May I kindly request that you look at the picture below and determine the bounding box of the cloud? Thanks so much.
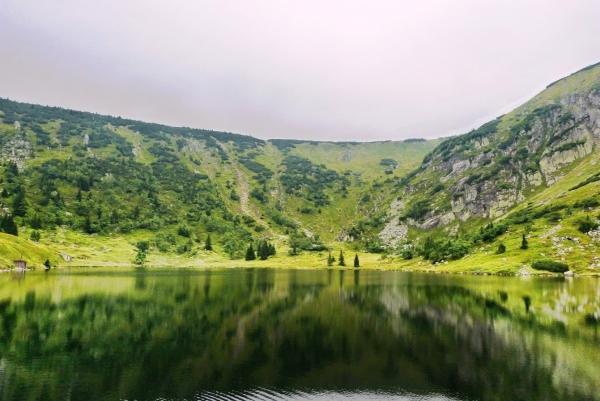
[1,0,599,141]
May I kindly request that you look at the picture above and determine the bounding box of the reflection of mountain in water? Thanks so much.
[0,269,598,401]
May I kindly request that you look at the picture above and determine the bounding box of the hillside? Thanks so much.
[0,98,437,268]
[1,62,599,275]
[391,62,600,274]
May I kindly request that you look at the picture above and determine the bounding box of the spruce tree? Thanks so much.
[83,215,92,234]
[245,244,256,261]
[496,243,506,254]
[520,233,528,250]
[327,251,334,266]
[44,259,51,269]
[30,230,41,242]
[259,240,269,260]
[12,187,27,217]
[29,213,42,229]
[354,254,360,268]
[1,215,18,236]
[338,250,345,267]
[204,234,213,251]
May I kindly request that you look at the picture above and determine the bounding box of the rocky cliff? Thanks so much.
[396,63,600,231]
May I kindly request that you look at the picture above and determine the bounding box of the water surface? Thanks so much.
[0,268,599,401]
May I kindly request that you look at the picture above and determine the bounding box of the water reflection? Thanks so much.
[0,269,598,401]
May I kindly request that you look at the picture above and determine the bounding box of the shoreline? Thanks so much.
[7,262,600,277]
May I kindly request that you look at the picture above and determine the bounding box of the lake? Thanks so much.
[0,268,599,401]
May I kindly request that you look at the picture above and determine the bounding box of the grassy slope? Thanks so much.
[1,64,599,274]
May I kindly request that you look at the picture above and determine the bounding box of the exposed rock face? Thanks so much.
[1,135,32,170]
[539,133,593,180]
[399,88,600,230]
[378,199,408,248]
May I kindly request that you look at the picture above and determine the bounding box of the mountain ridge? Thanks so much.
[0,62,599,274]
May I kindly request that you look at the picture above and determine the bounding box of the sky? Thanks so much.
[1,1,599,142]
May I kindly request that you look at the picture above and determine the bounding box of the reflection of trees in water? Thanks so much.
[0,270,597,401]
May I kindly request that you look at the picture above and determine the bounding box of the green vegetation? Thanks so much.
[531,260,569,273]
[1,61,600,274]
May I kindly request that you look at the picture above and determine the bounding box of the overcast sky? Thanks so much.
[1,1,599,141]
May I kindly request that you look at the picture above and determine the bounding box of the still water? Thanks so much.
[0,268,599,401]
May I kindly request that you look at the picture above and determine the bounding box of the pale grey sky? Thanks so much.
[1,0,599,141]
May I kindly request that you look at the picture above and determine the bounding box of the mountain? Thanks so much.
[0,62,599,274]
[0,97,438,267]
[391,62,600,273]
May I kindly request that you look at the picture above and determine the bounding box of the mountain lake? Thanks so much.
[0,268,598,401]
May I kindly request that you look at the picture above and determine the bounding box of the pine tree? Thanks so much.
[327,251,334,266]
[354,254,360,268]
[1,215,18,236]
[496,243,506,254]
[204,234,213,251]
[44,259,51,269]
[256,240,263,259]
[259,240,269,260]
[12,187,27,217]
[29,213,42,229]
[83,215,93,234]
[520,233,528,250]
[338,250,345,267]
[29,230,41,242]
[245,244,256,261]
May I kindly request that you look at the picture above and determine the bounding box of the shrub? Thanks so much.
[576,216,599,233]
[531,260,569,273]
[135,241,150,252]
[496,243,506,254]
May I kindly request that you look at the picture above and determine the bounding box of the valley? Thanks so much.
[1,62,600,276]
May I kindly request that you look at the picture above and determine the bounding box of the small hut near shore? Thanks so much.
[13,260,26,270]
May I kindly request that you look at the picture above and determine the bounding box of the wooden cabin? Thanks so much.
[13,260,26,270]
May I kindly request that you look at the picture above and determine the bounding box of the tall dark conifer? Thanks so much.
[338,250,345,267]
[245,244,256,261]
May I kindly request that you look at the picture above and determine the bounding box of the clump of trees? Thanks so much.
[531,260,569,273]
[417,236,470,264]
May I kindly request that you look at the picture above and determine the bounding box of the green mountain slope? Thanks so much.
[1,62,599,274]
[0,98,438,267]
[392,62,600,274]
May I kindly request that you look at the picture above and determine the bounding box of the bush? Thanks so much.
[136,241,150,252]
[576,216,599,233]
[177,224,192,237]
[531,260,569,273]
[404,200,431,221]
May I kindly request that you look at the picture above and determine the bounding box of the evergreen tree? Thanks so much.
[354,254,360,268]
[29,213,42,229]
[327,251,334,266]
[245,244,256,261]
[496,243,506,254]
[256,240,263,259]
[44,259,51,269]
[83,215,93,234]
[204,234,213,251]
[12,187,27,217]
[259,240,269,260]
[75,189,82,202]
[1,215,18,236]
[520,233,528,250]
[29,230,41,242]
[268,243,276,256]
[338,250,345,267]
